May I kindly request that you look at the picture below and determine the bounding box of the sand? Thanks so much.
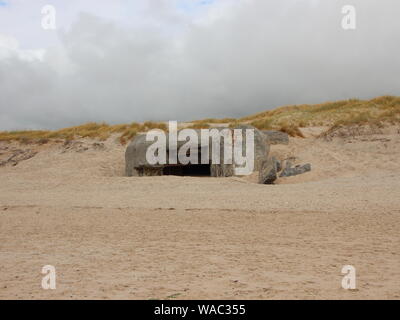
[0,126,399,299]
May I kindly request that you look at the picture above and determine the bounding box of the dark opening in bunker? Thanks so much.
[162,146,211,176]
[162,164,211,176]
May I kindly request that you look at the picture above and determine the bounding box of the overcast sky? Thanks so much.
[0,0,399,130]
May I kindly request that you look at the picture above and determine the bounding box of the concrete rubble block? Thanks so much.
[262,130,289,145]
[279,162,311,178]
[258,157,279,184]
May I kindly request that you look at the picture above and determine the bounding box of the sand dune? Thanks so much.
[0,126,399,299]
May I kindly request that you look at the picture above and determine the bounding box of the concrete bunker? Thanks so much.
[125,125,269,178]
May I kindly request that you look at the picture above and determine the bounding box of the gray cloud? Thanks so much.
[0,0,399,130]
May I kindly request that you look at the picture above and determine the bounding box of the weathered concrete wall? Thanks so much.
[125,125,269,177]
[262,130,289,145]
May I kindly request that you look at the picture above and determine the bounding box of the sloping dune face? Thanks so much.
[0,127,399,299]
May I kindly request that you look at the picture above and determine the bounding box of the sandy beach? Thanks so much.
[0,126,399,299]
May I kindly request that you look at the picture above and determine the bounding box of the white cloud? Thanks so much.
[0,0,399,130]
[0,33,45,61]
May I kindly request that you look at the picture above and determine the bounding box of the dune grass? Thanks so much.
[242,95,400,128]
[239,95,400,136]
[0,121,168,145]
[187,123,211,129]
[192,118,236,125]
[188,96,400,137]
[0,96,399,143]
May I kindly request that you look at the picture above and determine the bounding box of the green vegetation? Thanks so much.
[1,96,399,143]
[0,121,167,145]
[241,95,400,137]
[242,95,400,129]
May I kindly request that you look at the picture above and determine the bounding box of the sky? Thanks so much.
[0,0,399,130]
